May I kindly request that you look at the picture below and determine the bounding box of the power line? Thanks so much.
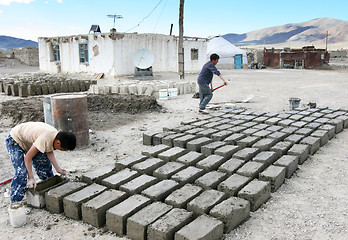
[153,0,169,33]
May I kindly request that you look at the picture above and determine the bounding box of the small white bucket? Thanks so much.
[8,202,26,227]
[289,97,301,110]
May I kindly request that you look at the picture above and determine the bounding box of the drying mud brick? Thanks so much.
[186,137,213,152]
[142,131,159,146]
[318,124,336,139]
[165,184,203,208]
[270,141,293,158]
[187,189,226,215]
[211,130,233,141]
[273,155,299,178]
[213,145,240,159]
[81,165,116,184]
[337,115,348,128]
[209,197,250,233]
[238,179,271,212]
[81,189,127,227]
[153,162,186,179]
[141,144,170,157]
[45,181,87,214]
[218,174,251,197]
[132,158,165,175]
[115,154,148,170]
[147,208,194,240]
[106,194,151,235]
[233,148,260,162]
[223,133,246,145]
[259,165,286,192]
[218,158,245,174]
[194,171,227,189]
[236,161,266,178]
[101,168,140,189]
[201,141,227,156]
[295,127,314,137]
[174,215,224,240]
[251,138,277,151]
[173,134,197,148]
[284,134,304,144]
[176,151,205,166]
[119,174,158,194]
[252,151,278,167]
[153,131,176,146]
[311,130,329,146]
[196,128,219,138]
[171,166,205,185]
[268,131,289,142]
[161,133,185,147]
[126,202,173,240]
[196,154,226,171]
[300,136,321,155]
[287,144,310,165]
[157,146,187,161]
[141,179,179,201]
[63,183,107,220]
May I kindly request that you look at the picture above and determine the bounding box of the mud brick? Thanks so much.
[231,119,246,125]
[251,138,277,151]
[270,141,293,158]
[152,131,175,145]
[318,124,336,139]
[278,119,295,127]
[147,208,193,240]
[127,202,173,240]
[101,168,140,189]
[336,115,348,128]
[27,84,36,96]
[63,183,107,220]
[301,116,316,123]
[311,130,329,146]
[300,136,321,155]
[119,174,158,194]
[81,189,127,227]
[175,215,224,240]
[334,111,346,116]
[214,145,240,159]
[142,144,171,157]
[295,127,314,137]
[230,125,247,133]
[314,117,330,124]
[165,184,203,208]
[238,179,271,212]
[241,121,258,128]
[287,144,310,164]
[266,125,283,132]
[194,171,228,189]
[305,122,321,130]
[196,128,219,137]
[211,130,233,141]
[291,121,307,128]
[175,125,196,133]
[196,155,226,171]
[214,124,234,131]
[328,118,344,133]
[173,134,197,148]
[281,126,298,135]
[259,165,286,192]
[267,131,288,142]
[307,108,320,113]
[176,151,205,166]
[18,85,28,97]
[218,158,245,174]
[253,130,273,138]
[233,148,260,162]
[289,114,303,121]
[252,151,278,167]
[221,113,235,119]
[153,162,186,179]
[81,165,116,184]
[171,166,205,185]
[186,127,205,135]
[236,161,266,178]
[241,128,259,136]
[205,121,224,129]
[132,158,165,175]
[201,141,227,156]
[157,147,187,161]
[116,154,148,170]
[223,133,246,145]
[45,181,87,214]
[41,83,49,95]
[161,133,185,147]
[253,116,269,123]
[191,119,210,127]
[142,179,179,201]
[274,155,299,178]
[163,124,181,132]
[298,110,312,116]
[284,134,304,144]
[264,112,278,118]
[106,195,151,235]
[218,174,252,196]
[237,136,260,148]
[209,197,250,233]
[186,137,213,152]
[187,189,226,215]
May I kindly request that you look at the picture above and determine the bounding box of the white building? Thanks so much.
[38,30,208,77]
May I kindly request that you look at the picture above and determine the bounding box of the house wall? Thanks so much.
[39,33,207,77]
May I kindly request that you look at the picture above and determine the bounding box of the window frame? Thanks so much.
[191,48,199,60]
[79,43,89,64]
[52,44,60,62]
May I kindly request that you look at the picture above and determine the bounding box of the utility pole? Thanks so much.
[178,0,185,79]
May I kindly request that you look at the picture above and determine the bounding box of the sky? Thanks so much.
[0,0,347,41]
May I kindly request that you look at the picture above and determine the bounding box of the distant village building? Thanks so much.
[38,30,208,77]
[264,46,330,69]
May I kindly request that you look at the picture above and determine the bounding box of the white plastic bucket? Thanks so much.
[8,203,26,227]
[289,97,301,110]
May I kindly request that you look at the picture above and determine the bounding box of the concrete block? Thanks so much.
[174,215,224,240]
[186,137,213,152]
[196,128,219,138]
[187,189,226,215]
[157,147,187,161]
[143,131,160,146]
[280,126,298,135]
[173,134,197,148]
[63,183,107,220]
[284,134,304,144]
[127,202,173,240]
[142,144,171,157]
[295,127,314,137]
[106,195,151,235]
[273,155,299,178]
[81,165,116,184]
[223,133,246,145]
[119,174,158,194]
[300,136,321,155]
[147,208,193,240]
[176,151,205,166]
[328,118,344,133]
[230,126,247,133]
[214,145,240,159]
[318,124,336,139]
[270,141,293,158]
[236,161,266,178]
[252,151,278,167]
[287,144,310,165]
[152,132,176,145]
[233,148,260,162]
[291,121,307,128]
[45,181,87,214]
[142,179,180,201]
[132,158,165,175]
[101,168,140,189]
[218,174,251,197]
[153,162,186,179]
[237,136,260,148]
[259,165,286,192]
[81,189,127,227]
[209,197,250,233]
[116,154,148,170]
[267,131,289,142]
[218,158,245,174]
[210,130,233,141]
[237,179,271,212]
[311,130,329,146]
[165,184,203,208]
[194,171,228,189]
[185,127,205,135]
[171,166,205,185]
[18,85,28,97]
[251,138,277,151]
[305,122,321,130]
[278,119,295,127]
[336,115,348,128]
[196,154,226,171]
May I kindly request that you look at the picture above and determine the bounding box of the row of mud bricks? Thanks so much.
[0,79,94,97]
[40,106,348,240]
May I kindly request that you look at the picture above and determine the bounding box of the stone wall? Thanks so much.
[13,46,39,66]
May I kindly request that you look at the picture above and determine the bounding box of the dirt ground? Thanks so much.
[0,59,348,240]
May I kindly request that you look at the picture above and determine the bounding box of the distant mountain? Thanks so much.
[0,35,38,50]
[222,18,348,48]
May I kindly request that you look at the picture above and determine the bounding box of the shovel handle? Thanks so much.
[0,178,12,186]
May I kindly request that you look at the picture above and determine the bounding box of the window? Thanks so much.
[79,43,89,64]
[52,44,60,62]
[191,48,198,60]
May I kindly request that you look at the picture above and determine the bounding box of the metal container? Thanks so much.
[51,94,89,148]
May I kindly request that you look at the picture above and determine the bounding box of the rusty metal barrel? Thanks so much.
[50,94,89,148]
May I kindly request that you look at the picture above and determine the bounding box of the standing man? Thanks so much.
[5,122,76,205]
[197,53,227,114]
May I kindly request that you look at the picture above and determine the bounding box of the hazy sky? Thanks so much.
[0,0,347,41]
